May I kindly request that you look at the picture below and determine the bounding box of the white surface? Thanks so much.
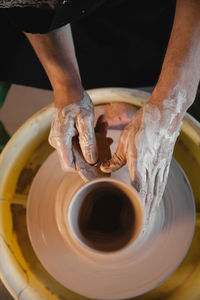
[0,84,53,135]
[27,129,195,300]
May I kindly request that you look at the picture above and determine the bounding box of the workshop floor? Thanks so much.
[0,84,199,299]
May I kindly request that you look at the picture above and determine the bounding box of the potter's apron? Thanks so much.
[0,0,176,90]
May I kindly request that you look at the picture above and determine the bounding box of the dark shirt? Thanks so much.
[1,0,105,33]
[0,0,176,90]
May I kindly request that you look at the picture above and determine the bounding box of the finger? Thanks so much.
[96,121,108,136]
[145,169,155,208]
[95,114,108,136]
[141,167,157,224]
[127,150,137,186]
[100,141,126,173]
[153,162,170,211]
[130,166,148,223]
[151,161,170,212]
[132,176,147,207]
[50,137,75,171]
[107,137,113,146]
[49,113,77,172]
[147,165,167,221]
[76,113,98,164]
[162,161,171,185]
[100,127,130,173]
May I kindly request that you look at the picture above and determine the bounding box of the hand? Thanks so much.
[101,97,184,225]
[49,91,98,172]
[73,114,113,181]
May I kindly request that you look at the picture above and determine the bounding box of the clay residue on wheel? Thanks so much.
[10,203,79,299]
[15,140,53,195]
[16,166,40,195]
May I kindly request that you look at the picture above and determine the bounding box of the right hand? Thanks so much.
[49,91,98,172]
[101,97,184,225]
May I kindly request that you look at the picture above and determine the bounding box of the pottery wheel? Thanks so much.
[26,102,195,299]
[27,125,195,299]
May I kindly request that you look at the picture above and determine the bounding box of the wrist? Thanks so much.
[53,81,84,108]
[149,80,197,111]
[147,84,193,131]
[150,63,199,108]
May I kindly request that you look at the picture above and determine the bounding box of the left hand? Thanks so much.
[49,91,98,172]
[101,96,184,226]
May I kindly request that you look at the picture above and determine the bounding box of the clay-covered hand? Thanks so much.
[49,91,98,172]
[101,91,187,225]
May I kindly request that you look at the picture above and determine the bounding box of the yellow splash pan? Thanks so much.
[0,88,199,300]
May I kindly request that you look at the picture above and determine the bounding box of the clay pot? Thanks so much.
[67,178,143,253]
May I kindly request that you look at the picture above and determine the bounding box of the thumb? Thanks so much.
[76,114,98,165]
[100,145,126,173]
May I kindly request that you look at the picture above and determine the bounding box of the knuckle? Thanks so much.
[113,152,125,164]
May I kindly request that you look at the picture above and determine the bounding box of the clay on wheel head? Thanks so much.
[73,133,112,182]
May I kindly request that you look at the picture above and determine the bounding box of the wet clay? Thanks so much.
[94,102,137,129]
[73,133,112,182]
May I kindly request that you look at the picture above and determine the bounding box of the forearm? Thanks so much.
[151,0,200,109]
[24,24,84,107]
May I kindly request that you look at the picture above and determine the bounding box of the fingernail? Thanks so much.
[100,164,111,173]
[61,161,75,172]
